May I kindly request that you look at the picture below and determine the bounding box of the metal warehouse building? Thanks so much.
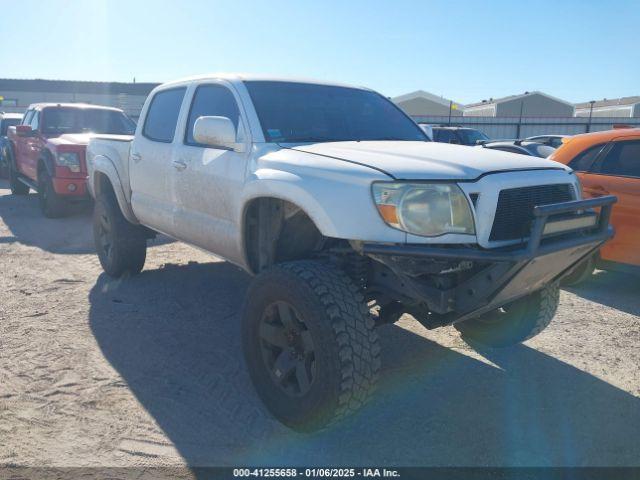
[464,91,575,117]
[575,97,640,118]
[392,90,463,117]
[0,78,159,119]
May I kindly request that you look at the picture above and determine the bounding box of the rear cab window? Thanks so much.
[143,88,187,143]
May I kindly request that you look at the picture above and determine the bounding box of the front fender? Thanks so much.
[242,168,405,243]
[92,155,139,225]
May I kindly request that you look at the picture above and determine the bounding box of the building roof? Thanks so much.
[391,90,462,108]
[575,96,640,109]
[466,91,574,108]
[0,78,159,96]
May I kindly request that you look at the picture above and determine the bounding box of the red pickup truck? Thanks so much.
[6,103,135,217]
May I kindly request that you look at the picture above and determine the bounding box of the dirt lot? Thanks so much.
[0,179,639,468]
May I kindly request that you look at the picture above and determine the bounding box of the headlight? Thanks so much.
[372,182,475,237]
[56,152,80,173]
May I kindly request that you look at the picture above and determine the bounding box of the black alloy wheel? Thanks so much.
[259,300,316,397]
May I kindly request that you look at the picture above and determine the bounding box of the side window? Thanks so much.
[568,143,606,172]
[434,129,454,143]
[184,84,240,146]
[30,111,40,131]
[22,110,34,126]
[595,140,640,178]
[142,87,186,143]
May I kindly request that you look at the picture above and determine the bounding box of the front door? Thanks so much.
[129,86,187,237]
[25,110,44,180]
[12,110,32,175]
[582,137,640,267]
[171,82,249,261]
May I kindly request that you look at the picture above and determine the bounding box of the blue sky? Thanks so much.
[2,0,638,104]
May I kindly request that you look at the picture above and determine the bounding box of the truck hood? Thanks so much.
[47,133,95,147]
[290,141,570,180]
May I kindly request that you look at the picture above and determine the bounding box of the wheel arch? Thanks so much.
[92,156,139,225]
[37,149,56,178]
[241,196,326,274]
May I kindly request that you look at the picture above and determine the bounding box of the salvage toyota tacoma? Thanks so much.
[86,74,615,431]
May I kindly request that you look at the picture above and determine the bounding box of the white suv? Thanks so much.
[86,74,615,431]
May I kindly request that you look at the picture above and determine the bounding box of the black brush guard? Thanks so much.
[362,195,616,325]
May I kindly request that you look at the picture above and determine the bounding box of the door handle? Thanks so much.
[131,152,142,162]
[172,159,188,171]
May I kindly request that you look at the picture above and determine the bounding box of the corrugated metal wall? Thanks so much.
[412,116,640,139]
[0,91,148,119]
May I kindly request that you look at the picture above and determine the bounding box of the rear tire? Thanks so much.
[0,147,9,179]
[455,284,560,348]
[38,169,68,218]
[93,190,147,277]
[242,260,380,431]
[7,151,29,195]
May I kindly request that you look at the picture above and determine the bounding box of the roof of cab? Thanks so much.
[550,128,640,164]
[27,102,124,112]
[154,73,371,91]
[568,127,640,142]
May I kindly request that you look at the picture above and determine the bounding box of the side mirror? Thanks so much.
[16,125,34,137]
[193,116,238,150]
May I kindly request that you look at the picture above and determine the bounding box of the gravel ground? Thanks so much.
[0,180,639,469]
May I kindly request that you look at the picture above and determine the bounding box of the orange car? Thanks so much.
[550,128,640,282]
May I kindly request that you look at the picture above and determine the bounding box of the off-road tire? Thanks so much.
[455,283,560,348]
[93,190,147,277]
[242,260,380,431]
[0,148,9,179]
[38,169,68,218]
[7,151,29,195]
[561,254,596,286]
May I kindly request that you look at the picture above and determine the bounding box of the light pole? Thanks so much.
[586,100,596,133]
[516,100,524,138]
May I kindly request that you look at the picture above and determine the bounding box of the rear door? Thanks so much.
[129,87,187,237]
[171,81,249,260]
[583,137,640,267]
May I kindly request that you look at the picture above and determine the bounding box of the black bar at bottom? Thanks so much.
[1,466,639,480]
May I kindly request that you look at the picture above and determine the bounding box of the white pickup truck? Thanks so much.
[86,74,615,431]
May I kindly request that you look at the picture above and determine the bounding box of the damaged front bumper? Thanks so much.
[362,195,616,326]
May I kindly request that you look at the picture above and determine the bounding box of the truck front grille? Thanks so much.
[489,184,574,242]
